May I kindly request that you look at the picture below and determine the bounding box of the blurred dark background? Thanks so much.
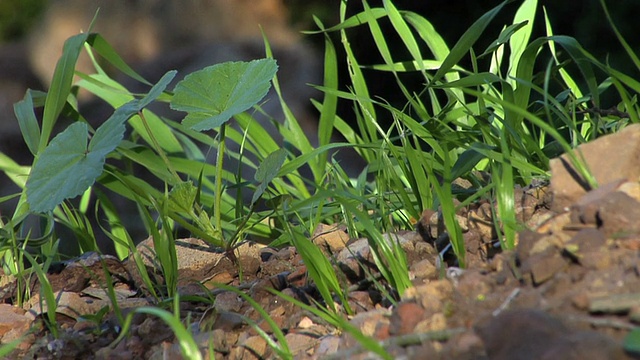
[291,0,640,125]
[2,0,638,125]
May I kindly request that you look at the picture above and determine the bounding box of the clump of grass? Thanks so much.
[1,0,638,357]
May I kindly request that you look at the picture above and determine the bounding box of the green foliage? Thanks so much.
[26,71,174,213]
[1,0,639,356]
[171,59,278,131]
[624,328,640,356]
[0,0,45,41]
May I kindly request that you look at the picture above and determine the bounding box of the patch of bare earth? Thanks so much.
[3,125,640,359]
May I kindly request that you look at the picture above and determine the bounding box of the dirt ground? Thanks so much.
[3,126,640,359]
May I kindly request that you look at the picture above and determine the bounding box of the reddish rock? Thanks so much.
[389,302,424,335]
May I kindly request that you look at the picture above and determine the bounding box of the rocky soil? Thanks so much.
[3,125,640,359]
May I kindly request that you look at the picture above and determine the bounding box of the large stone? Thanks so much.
[476,309,627,360]
[550,124,640,212]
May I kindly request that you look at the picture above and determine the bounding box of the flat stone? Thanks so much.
[567,228,607,251]
[238,335,268,360]
[346,308,390,345]
[315,335,340,357]
[25,291,108,320]
[130,237,265,287]
[214,291,243,312]
[550,123,640,212]
[0,304,32,342]
[284,332,318,356]
[403,280,454,315]
[312,223,349,253]
[596,191,640,237]
[410,258,437,280]
[523,250,568,286]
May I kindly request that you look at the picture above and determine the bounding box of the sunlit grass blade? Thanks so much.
[94,189,133,260]
[431,0,511,85]
[39,32,90,153]
[303,8,387,34]
[472,88,597,188]
[508,0,537,81]
[598,0,640,72]
[284,222,351,314]
[338,10,377,142]
[86,33,151,85]
[23,249,59,338]
[426,149,466,267]
[383,0,426,76]
[261,33,318,174]
[493,143,517,250]
[334,194,412,295]
[314,16,339,164]
[271,288,393,360]
[361,1,428,119]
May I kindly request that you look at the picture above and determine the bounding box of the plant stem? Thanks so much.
[138,111,182,183]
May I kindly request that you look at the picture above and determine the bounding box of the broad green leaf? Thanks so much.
[252,148,287,206]
[90,101,140,153]
[78,70,183,153]
[27,101,140,213]
[170,59,278,131]
[140,70,176,108]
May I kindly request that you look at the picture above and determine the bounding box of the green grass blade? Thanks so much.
[383,0,425,77]
[40,32,89,153]
[272,289,393,360]
[599,0,640,72]
[23,251,59,338]
[314,17,339,157]
[508,0,537,81]
[86,33,151,85]
[114,306,203,360]
[304,8,387,34]
[13,90,41,156]
[286,224,350,313]
[431,0,510,85]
